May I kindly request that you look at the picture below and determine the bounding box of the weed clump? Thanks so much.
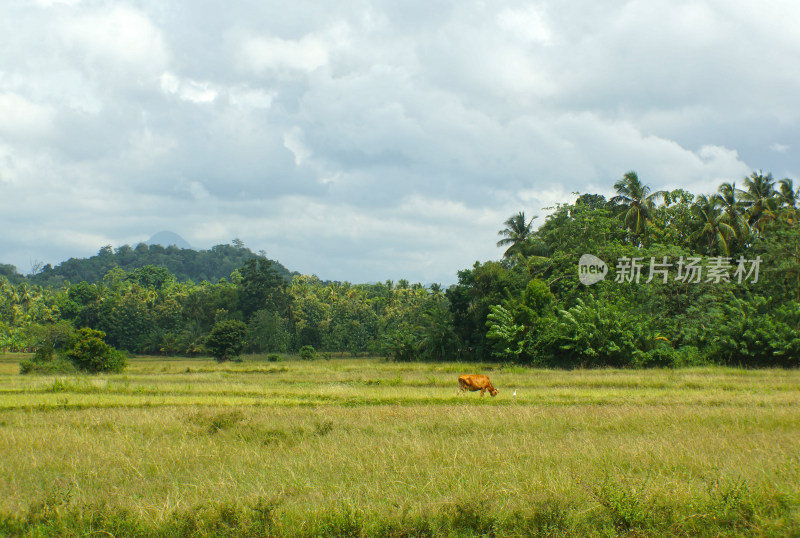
[207,410,246,433]
[314,420,334,437]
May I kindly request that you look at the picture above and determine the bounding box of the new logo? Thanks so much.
[578,254,608,285]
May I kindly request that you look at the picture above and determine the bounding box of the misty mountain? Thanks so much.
[145,231,193,250]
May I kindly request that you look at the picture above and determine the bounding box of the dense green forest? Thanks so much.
[2,170,798,367]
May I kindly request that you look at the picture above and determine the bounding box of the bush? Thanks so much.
[19,322,79,375]
[673,346,706,367]
[19,357,77,375]
[631,345,679,368]
[299,345,316,360]
[66,328,127,373]
[707,298,800,367]
[267,354,282,362]
[206,320,247,362]
[537,296,646,368]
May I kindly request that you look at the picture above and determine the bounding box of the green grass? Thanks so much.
[1,353,799,536]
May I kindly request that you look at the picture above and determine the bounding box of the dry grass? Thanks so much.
[1,353,799,536]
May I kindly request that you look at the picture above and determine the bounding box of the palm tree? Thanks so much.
[497,211,536,258]
[690,194,736,256]
[775,178,800,227]
[15,283,31,311]
[610,171,665,243]
[428,283,445,301]
[777,178,799,208]
[715,182,750,250]
[0,279,14,302]
[740,170,778,231]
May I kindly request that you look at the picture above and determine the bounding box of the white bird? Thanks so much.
[512,389,517,397]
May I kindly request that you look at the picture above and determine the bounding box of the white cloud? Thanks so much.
[228,88,274,110]
[159,72,181,94]
[0,93,55,140]
[34,0,83,6]
[160,72,216,103]
[771,143,789,153]
[0,144,58,186]
[496,5,552,45]
[175,179,211,201]
[59,5,169,74]
[161,72,277,110]
[283,128,311,166]
[239,34,331,74]
[125,128,176,166]
[178,81,217,104]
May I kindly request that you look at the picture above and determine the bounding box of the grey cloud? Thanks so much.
[1,0,798,283]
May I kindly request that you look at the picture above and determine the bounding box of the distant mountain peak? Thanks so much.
[145,231,193,250]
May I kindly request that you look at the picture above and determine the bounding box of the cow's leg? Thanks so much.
[480,387,485,397]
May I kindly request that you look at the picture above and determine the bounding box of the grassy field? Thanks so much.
[0,353,799,536]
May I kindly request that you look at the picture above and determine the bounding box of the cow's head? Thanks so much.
[489,387,499,397]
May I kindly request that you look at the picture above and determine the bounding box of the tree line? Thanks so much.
[1,170,798,368]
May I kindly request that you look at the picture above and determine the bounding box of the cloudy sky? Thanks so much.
[1,0,798,284]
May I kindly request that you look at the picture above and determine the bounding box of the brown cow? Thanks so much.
[457,374,498,397]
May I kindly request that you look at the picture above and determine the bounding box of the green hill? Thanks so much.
[27,241,297,286]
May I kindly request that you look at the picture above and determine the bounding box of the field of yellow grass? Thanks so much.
[1,353,798,536]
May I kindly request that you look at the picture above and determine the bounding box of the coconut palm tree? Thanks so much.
[428,283,445,301]
[715,182,750,251]
[777,178,799,208]
[497,211,536,258]
[690,194,736,256]
[740,170,779,231]
[610,171,665,243]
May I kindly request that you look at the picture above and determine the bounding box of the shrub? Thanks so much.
[673,345,706,367]
[206,320,247,362]
[707,298,800,367]
[19,322,79,375]
[267,354,282,362]
[539,295,661,368]
[19,357,77,375]
[299,345,316,360]
[66,328,127,373]
[631,345,679,368]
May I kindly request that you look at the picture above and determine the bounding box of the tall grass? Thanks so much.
[0,354,799,536]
